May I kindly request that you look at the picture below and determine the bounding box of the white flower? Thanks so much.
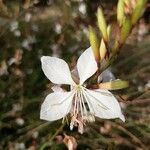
[40,47,125,133]
[79,3,86,15]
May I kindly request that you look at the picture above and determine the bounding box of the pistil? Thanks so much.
[70,86,95,132]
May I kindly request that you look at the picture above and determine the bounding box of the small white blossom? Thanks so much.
[55,23,62,34]
[10,21,18,32]
[79,3,86,15]
[0,61,8,76]
[15,118,25,126]
[15,142,25,150]
[40,47,125,133]
[14,30,21,37]
[32,24,39,32]
[25,13,32,22]
[22,36,36,50]
[32,131,39,139]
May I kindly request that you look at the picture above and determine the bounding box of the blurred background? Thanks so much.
[0,0,149,149]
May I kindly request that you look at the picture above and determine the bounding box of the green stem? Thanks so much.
[39,123,65,150]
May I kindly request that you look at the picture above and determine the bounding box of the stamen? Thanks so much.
[76,92,79,115]
[73,92,78,115]
[70,85,97,131]
[79,92,84,119]
[80,91,88,119]
[82,90,95,115]
[81,90,95,122]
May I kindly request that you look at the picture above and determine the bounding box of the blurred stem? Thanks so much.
[101,56,116,72]
[23,0,30,9]
[110,122,148,150]
[114,42,149,68]
[102,41,149,72]
[39,123,65,150]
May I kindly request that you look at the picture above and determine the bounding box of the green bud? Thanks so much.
[112,40,119,55]
[97,8,108,42]
[117,0,125,26]
[99,39,107,60]
[107,25,111,39]
[124,0,130,6]
[99,79,129,90]
[121,18,131,43]
[89,26,100,62]
[131,0,147,25]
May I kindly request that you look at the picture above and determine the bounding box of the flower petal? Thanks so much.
[77,47,98,85]
[98,68,115,83]
[71,67,79,84]
[41,56,75,85]
[40,91,74,121]
[83,89,125,121]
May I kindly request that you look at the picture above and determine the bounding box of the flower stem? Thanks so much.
[39,123,65,150]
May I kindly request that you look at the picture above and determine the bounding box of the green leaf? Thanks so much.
[97,8,108,42]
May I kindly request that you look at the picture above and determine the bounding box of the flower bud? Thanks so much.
[107,25,111,39]
[89,26,100,62]
[120,18,131,43]
[97,8,108,42]
[99,38,107,60]
[99,79,129,90]
[117,0,125,26]
[131,0,147,25]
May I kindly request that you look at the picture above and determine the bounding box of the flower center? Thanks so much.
[70,85,95,133]
[75,85,82,92]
